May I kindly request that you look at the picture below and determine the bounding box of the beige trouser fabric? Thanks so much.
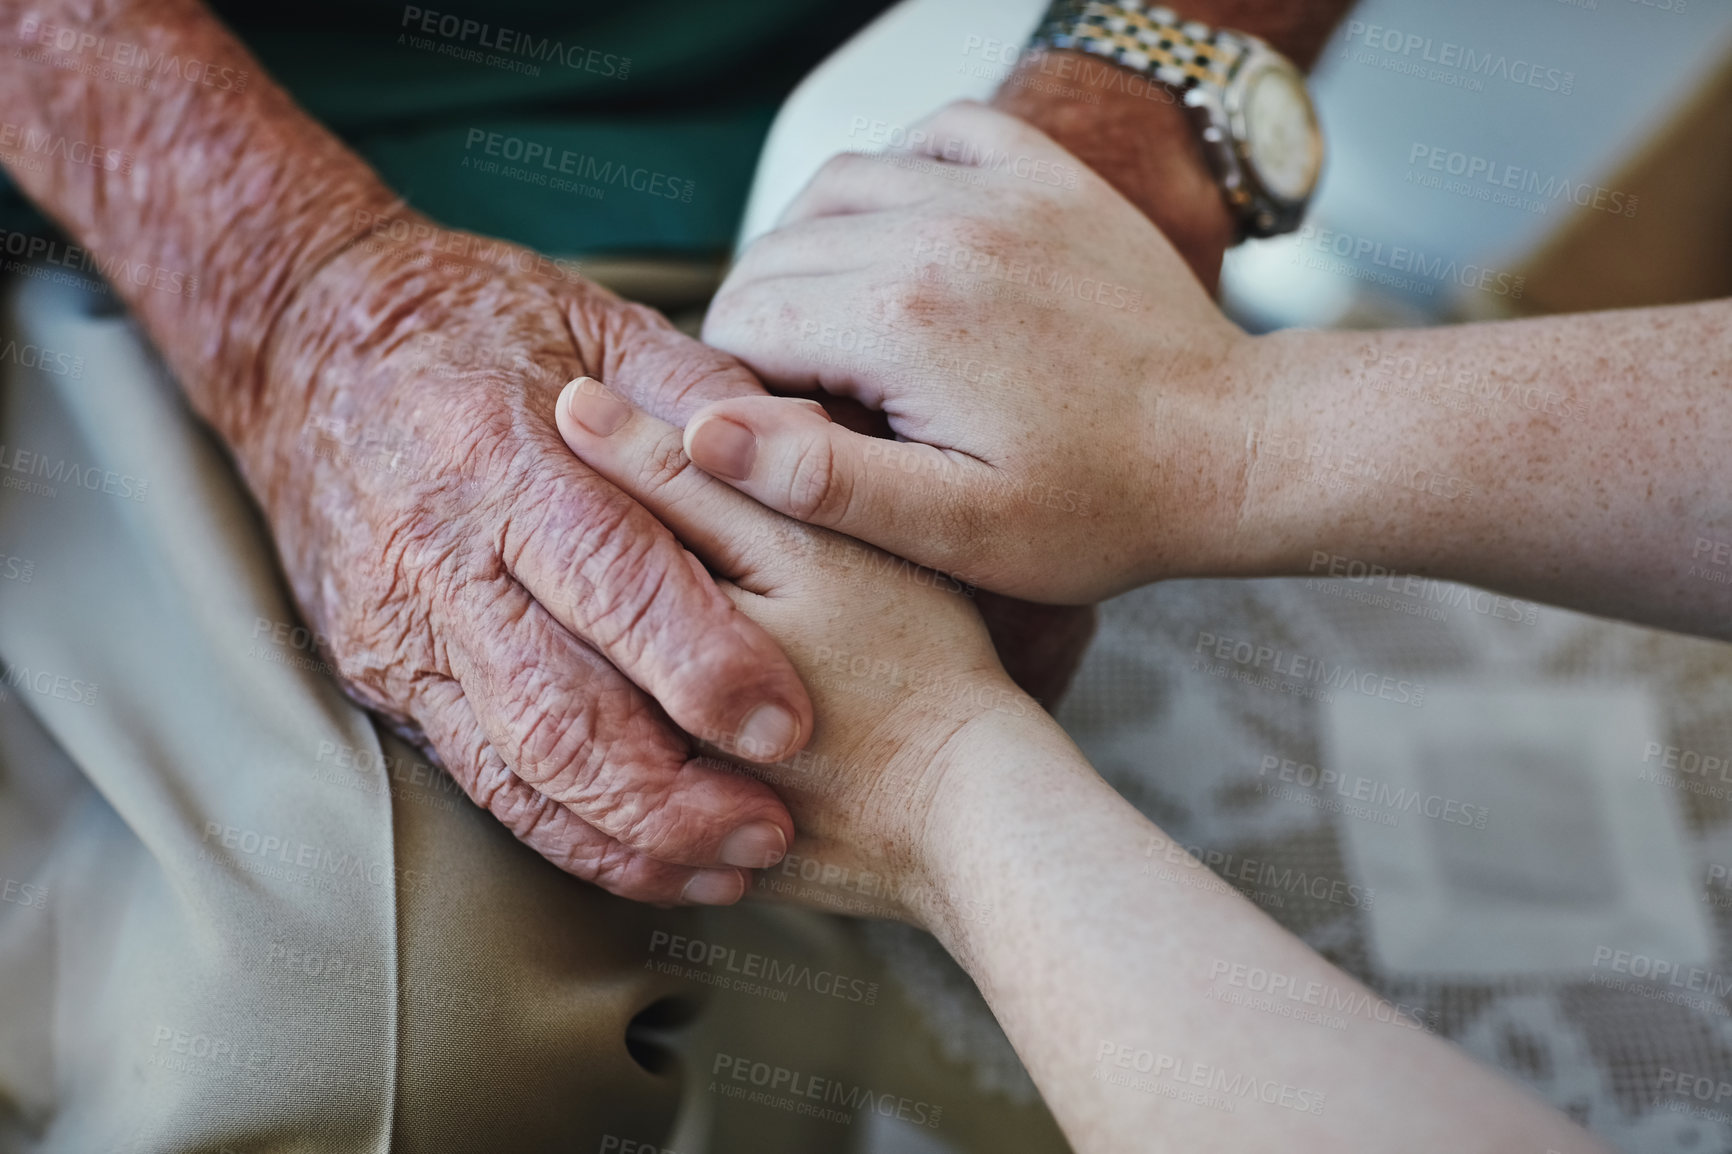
[0,270,1068,1154]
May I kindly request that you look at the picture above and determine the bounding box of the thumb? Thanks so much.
[683,395,993,582]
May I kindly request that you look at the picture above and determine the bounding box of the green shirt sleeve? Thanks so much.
[1,0,890,257]
[225,0,893,256]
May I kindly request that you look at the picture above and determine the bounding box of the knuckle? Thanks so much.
[580,839,662,895]
[502,671,604,788]
[815,150,874,188]
[678,367,760,422]
[574,763,690,861]
[579,525,674,657]
[609,299,677,343]
[467,753,515,813]
[659,355,757,420]
[598,796,680,859]
[707,282,792,357]
[513,795,567,849]
[732,227,792,276]
[635,429,699,497]
[481,784,651,892]
[938,212,1003,255]
[495,675,694,859]
[701,285,746,346]
[928,99,1008,151]
[561,487,635,574]
[871,272,948,333]
[636,333,701,391]
[869,281,915,331]
[933,97,984,125]
[472,756,600,870]
[784,436,851,524]
[703,285,793,365]
[742,515,816,571]
[609,302,757,417]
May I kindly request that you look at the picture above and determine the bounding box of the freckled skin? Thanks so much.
[1244,306,1732,641]
[990,23,1732,640]
[703,93,1732,643]
[701,104,1254,604]
[557,385,1612,1154]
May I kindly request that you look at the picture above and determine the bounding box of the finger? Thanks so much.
[498,445,814,766]
[445,580,796,867]
[683,395,995,576]
[776,150,943,228]
[412,675,751,904]
[563,379,991,587]
[556,377,826,593]
[907,98,1061,167]
[701,272,900,404]
[590,300,766,425]
[727,213,895,286]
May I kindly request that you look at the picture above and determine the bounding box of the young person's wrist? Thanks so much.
[1116,325,1284,587]
[1195,327,1337,578]
[1218,327,1462,582]
[908,704,1092,943]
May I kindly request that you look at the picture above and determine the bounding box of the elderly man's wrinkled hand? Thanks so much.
[238,219,817,905]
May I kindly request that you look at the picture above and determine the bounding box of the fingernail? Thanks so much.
[564,376,630,436]
[682,868,746,906]
[737,702,798,761]
[719,821,787,869]
[789,399,832,422]
[687,415,757,480]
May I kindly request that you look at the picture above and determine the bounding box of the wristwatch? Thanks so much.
[1029,1,1323,238]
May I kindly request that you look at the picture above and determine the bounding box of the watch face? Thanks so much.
[1241,63,1322,204]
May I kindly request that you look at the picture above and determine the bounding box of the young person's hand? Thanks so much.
[554,375,1051,924]
[553,375,1609,1154]
[696,101,1262,605]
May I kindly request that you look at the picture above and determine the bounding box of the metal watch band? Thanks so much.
[1030,1,1254,96]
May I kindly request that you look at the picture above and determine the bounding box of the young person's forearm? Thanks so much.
[0,0,397,446]
[918,714,1605,1154]
[1231,301,1732,640]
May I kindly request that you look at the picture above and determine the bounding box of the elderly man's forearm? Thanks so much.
[0,0,397,447]
[992,0,1357,287]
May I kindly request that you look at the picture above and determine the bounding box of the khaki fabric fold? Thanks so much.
[0,271,1071,1154]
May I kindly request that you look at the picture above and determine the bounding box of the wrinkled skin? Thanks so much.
[242,221,819,904]
[0,2,1135,908]
[238,219,1092,903]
